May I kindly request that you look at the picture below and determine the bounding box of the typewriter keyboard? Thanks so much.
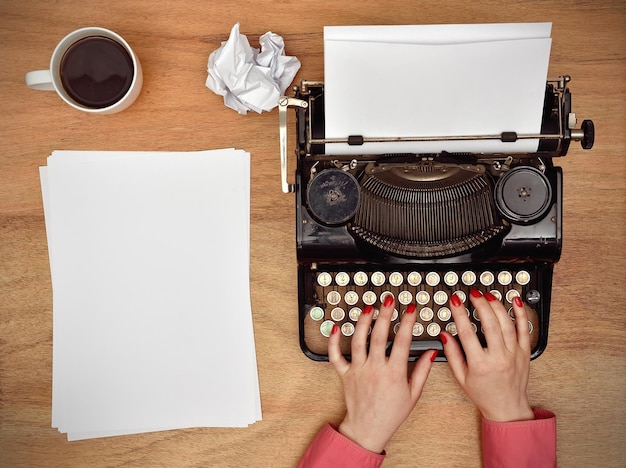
[302,267,542,359]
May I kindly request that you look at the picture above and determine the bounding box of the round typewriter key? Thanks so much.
[362,291,377,305]
[506,289,520,303]
[391,309,399,321]
[480,271,495,286]
[407,271,422,287]
[341,322,355,337]
[327,290,341,305]
[419,307,434,321]
[335,272,350,287]
[371,271,386,287]
[433,290,448,306]
[330,307,345,321]
[306,168,360,226]
[508,307,515,320]
[354,271,368,286]
[489,289,503,301]
[317,272,332,287]
[349,307,362,321]
[445,322,458,336]
[437,307,452,321]
[425,272,441,287]
[344,290,359,306]
[416,291,430,305]
[412,322,424,337]
[452,290,467,303]
[309,306,324,321]
[494,166,552,224]
[389,272,404,287]
[427,322,441,337]
[472,308,480,321]
[320,320,334,337]
[528,320,534,334]
[444,271,459,287]
[393,322,401,334]
[462,271,477,286]
[372,308,380,320]
[516,270,531,286]
[471,322,478,333]
[498,271,513,286]
[380,291,394,304]
[398,290,412,305]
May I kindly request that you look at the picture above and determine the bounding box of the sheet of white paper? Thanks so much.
[41,149,261,439]
[323,24,552,155]
[324,22,552,44]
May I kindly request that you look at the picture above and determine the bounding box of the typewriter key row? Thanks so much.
[316,270,530,288]
[321,288,522,309]
[313,304,533,338]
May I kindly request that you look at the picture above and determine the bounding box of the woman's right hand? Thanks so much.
[440,289,535,422]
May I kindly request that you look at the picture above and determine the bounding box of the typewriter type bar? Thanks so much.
[280,76,594,362]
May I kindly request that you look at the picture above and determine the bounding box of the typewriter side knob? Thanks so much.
[581,119,595,150]
[306,168,360,226]
[495,167,552,224]
[569,117,595,150]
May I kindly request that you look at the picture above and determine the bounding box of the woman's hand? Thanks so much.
[328,296,437,453]
[441,289,535,422]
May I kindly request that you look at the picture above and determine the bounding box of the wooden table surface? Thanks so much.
[1,1,625,466]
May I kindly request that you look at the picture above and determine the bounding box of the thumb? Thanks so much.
[440,331,468,386]
[408,349,437,400]
[328,324,350,375]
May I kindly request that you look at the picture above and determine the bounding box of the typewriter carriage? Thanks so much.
[279,76,594,193]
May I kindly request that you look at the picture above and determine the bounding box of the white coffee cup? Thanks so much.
[25,27,143,114]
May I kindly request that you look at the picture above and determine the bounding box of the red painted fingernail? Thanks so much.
[430,350,438,362]
[450,294,462,307]
[484,291,497,302]
[331,324,339,335]
[470,289,483,298]
[383,295,394,307]
[514,296,524,308]
[440,333,448,344]
[406,303,416,314]
[363,305,373,315]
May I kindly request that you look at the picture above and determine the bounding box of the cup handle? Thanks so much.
[25,70,55,91]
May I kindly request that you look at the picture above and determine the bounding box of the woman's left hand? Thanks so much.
[328,296,437,453]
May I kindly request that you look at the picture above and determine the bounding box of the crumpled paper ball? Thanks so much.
[206,23,301,115]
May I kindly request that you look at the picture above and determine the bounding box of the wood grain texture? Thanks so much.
[1,1,624,466]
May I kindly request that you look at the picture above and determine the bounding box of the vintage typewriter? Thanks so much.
[278,75,594,361]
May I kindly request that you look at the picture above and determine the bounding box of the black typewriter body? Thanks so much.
[279,77,594,362]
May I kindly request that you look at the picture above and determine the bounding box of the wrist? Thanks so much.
[338,419,387,454]
[481,403,535,422]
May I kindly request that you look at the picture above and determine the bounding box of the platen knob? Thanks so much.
[581,119,595,150]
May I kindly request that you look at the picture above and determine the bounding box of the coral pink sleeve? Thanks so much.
[298,423,385,468]
[482,408,556,468]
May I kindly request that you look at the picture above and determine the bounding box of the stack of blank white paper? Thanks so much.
[39,149,261,441]
[324,23,553,155]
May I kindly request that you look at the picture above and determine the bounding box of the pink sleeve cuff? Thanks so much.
[299,423,385,468]
[482,408,556,468]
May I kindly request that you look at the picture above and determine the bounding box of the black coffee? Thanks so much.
[60,36,134,108]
